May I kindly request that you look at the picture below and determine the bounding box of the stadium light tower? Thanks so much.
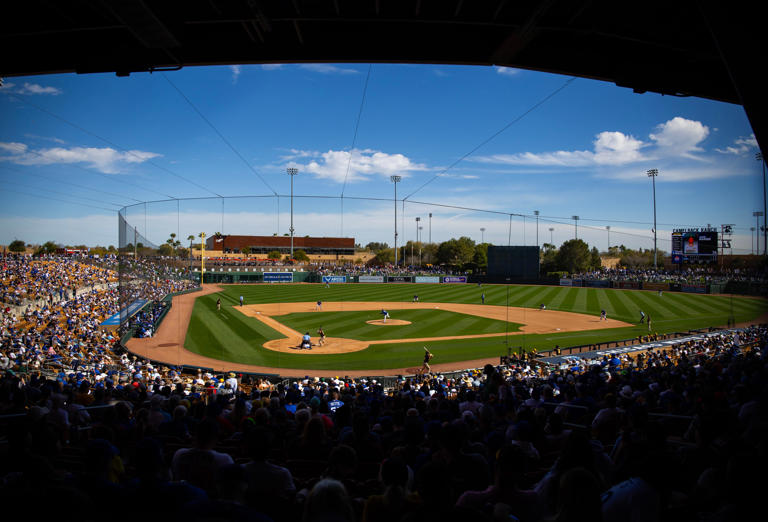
[549,227,554,244]
[755,211,764,254]
[750,226,756,254]
[606,225,611,251]
[391,175,401,266]
[286,167,298,259]
[480,227,485,243]
[647,168,659,269]
[534,210,540,250]
[572,216,579,239]
[419,226,423,265]
[429,213,432,244]
[758,153,766,255]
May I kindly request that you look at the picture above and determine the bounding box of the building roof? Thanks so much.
[210,235,354,249]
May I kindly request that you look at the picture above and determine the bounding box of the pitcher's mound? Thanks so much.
[366,319,411,326]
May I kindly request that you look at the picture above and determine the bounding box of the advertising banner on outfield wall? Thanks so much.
[560,278,572,286]
[618,281,640,289]
[584,280,611,288]
[264,272,293,282]
[415,276,440,283]
[387,276,413,283]
[322,276,347,284]
[572,279,583,287]
[682,284,708,294]
[443,276,467,283]
[358,275,384,283]
[642,282,669,292]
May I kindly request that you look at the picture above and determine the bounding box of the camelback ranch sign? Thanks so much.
[264,272,293,282]
[443,276,467,283]
[387,275,413,283]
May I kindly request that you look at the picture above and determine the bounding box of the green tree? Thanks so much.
[267,250,282,260]
[293,249,310,262]
[158,244,174,256]
[372,248,394,265]
[36,241,59,255]
[8,239,26,252]
[365,241,389,252]
[590,247,602,270]
[555,239,593,273]
[472,243,489,270]
[242,246,251,258]
[436,237,475,267]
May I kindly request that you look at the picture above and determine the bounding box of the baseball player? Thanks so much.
[420,346,433,375]
[639,310,645,323]
[600,309,606,321]
[316,300,322,311]
[317,326,326,346]
[380,309,390,323]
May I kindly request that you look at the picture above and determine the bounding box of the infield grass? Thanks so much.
[184,283,768,370]
[276,309,522,341]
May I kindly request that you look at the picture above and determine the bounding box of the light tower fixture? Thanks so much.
[647,168,659,269]
[480,227,486,244]
[758,153,766,256]
[286,167,299,259]
[572,216,579,239]
[549,227,554,244]
[606,225,611,251]
[391,175,401,266]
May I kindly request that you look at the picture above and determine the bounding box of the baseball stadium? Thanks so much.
[3,3,768,521]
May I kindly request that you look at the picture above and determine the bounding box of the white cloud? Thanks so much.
[287,148,428,183]
[298,64,359,75]
[260,64,284,70]
[496,66,520,76]
[473,117,719,170]
[593,131,646,164]
[715,133,758,155]
[230,65,241,83]
[475,131,645,167]
[0,142,161,174]
[601,165,750,182]
[0,81,62,95]
[649,117,709,158]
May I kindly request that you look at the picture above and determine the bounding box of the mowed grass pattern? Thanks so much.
[277,309,521,341]
[184,284,768,370]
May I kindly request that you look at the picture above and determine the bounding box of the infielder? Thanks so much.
[317,326,326,346]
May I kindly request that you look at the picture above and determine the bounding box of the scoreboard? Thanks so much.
[671,229,718,263]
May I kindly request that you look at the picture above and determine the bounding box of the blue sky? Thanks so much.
[0,63,764,254]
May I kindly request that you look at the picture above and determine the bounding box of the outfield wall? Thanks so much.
[186,268,764,296]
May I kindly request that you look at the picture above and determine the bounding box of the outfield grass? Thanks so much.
[183,283,768,370]
[277,309,522,341]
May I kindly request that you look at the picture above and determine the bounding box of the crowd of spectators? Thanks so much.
[1,255,116,308]
[572,266,767,284]
[1,319,765,521]
[131,301,171,339]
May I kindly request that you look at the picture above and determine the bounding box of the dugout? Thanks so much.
[487,246,540,280]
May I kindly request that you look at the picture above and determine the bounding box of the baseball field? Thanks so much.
[125,282,768,375]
